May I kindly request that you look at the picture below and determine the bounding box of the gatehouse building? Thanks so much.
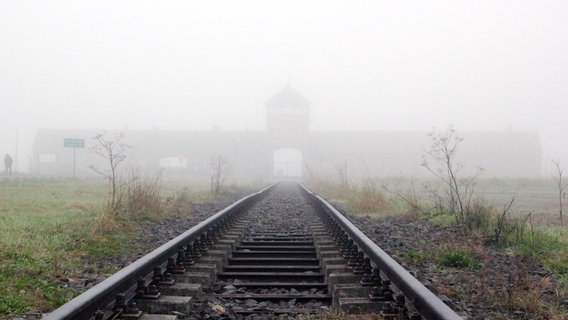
[32,86,543,180]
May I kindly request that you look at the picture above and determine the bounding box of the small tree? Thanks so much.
[422,127,483,231]
[209,155,229,195]
[90,132,130,215]
[552,160,567,226]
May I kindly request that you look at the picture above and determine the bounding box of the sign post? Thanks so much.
[64,138,85,177]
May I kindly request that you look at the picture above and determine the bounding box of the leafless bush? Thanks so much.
[422,127,484,231]
[89,132,131,231]
[89,132,168,232]
[209,155,229,195]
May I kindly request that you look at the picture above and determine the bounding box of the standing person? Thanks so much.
[4,154,13,175]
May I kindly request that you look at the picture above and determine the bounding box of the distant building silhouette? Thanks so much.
[32,86,542,179]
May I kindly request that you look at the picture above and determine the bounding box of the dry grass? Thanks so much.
[93,171,169,234]
[348,177,391,215]
[504,276,564,318]
[0,177,204,318]
[305,174,391,216]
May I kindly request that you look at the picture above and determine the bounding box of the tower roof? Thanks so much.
[265,85,311,109]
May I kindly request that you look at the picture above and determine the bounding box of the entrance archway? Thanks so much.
[273,148,303,179]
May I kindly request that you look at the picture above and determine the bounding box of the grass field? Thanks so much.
[475,178,560,222]
[0,178,118,317]
[0,177,220,319]
[0,176,259,319]
[380,177,563,222]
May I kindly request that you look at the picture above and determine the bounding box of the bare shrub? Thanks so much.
[209,155,229,195]
[89,132,168,232]
[90,132,130,213]
[89,132,131,232]
[422,127,484,232]
[492,197,518,245]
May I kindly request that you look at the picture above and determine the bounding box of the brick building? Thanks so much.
[32,86,542,179]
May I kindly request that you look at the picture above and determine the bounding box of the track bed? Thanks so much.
[45,183,462,320]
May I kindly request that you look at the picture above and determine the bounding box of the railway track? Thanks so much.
[44,183,463,320]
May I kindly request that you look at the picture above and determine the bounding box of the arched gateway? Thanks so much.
[273,148,303,179]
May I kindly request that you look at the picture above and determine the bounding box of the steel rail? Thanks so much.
[44,184,274,320]
[301,186,463,320]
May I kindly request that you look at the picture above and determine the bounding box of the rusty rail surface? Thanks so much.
[44,184,274,320]
[301,185,463,320]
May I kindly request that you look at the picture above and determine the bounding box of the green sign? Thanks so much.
[64,138,85,148]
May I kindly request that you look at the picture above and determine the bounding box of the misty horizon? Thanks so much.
[1,1,567,171]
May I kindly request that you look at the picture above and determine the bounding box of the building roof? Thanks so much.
[265,85,311,109]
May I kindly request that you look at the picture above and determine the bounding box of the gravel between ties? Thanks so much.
[201,185,331,319]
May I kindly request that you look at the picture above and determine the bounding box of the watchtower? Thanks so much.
[265,85,310,180]
[265,85,310,133]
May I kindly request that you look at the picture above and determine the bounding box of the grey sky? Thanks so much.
[1,1,567,170]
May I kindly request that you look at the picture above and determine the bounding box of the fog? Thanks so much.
[1,1,567,172]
